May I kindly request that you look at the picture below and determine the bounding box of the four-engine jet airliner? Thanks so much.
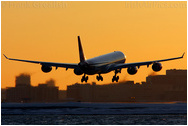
[4,36,184,82]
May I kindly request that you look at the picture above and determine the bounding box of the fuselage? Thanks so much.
[79,51,126,75]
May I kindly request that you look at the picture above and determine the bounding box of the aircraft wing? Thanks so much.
[110,53,185,70]
[3,54,78,69]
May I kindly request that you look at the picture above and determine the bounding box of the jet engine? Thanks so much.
[152,62,162,72]
[74,67,83,75]
[127,66,138,75]
[41,65,52,73]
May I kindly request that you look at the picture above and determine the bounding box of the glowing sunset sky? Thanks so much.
[2,1,187,90]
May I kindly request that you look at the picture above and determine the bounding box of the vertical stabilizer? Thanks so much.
[78,36,86,62]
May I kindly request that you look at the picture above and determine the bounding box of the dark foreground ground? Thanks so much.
[1,102,187,125]
[1,114,187,125]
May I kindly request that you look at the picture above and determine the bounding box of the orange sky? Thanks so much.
[1,1,187,90]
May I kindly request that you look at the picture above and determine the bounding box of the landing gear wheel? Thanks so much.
[116,76,119,82]
[96,76,99,81]
[112,75,119,82]
[85,76,88,82]
[100,76,103,81]
[81,74,88,82]
[96,75,103,81]
[112,76,115,82]
[85,76,88,80]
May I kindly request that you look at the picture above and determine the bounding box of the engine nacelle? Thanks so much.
[41,65,52,73]
[152,62,162,72]
[74,67,83,75]
[127,66,138,75]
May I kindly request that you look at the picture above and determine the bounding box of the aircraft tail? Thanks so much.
[78,36,86,62]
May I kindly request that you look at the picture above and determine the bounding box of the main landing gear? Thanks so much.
[112,69,121,82]
[112,75,119,82]
[96,74,103,81]
[81,74,88,82]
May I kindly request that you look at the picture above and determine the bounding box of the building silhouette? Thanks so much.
[144,69,187,102]
[1,88,6,102]
[3,69,187,103]
[58,90,67,101]
[6,74,59,103]
[15,73,31,87]
[67,69,187,102]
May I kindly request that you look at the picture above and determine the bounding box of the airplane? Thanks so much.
[4,36,184,83]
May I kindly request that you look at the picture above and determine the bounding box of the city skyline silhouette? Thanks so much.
[2,69,186,103]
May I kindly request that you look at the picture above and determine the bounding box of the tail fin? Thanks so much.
[78,36,86,62]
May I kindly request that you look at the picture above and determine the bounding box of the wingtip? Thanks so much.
[182,52,185,58]
[3,54,8,59]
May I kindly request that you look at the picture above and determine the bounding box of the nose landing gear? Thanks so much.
[81,74,88,82]
[96,74,103,81]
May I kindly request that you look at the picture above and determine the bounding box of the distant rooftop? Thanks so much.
[166,69,187,76]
